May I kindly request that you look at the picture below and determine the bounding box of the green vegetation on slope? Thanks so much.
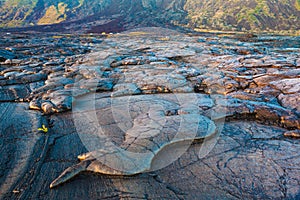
[296,0,300,10]
[0,0,38,27]
[236,0,274,30]
[184,0,300,32]
[37,2,68,25]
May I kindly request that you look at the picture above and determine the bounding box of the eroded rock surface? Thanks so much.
[0,28,299,199]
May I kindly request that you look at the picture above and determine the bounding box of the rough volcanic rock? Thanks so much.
[0,103,47,198]
[270,78,300,94]
[1,29,300,199]
[0,49,16,62]
[112,83,141,97]
[0,85,30,101]
[278,93,300,115]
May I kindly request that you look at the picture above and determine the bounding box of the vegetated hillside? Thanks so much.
[0,0,299,33]
[184,0,300,32]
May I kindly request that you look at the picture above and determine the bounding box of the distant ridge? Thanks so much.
[0,0,299,33]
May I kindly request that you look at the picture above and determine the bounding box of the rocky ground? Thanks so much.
[0,27,300,199]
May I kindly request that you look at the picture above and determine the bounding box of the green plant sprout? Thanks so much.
[38,125,48,133]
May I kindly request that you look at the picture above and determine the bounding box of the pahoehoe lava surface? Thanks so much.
[0,28,300,199]
[49,94,218,188]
